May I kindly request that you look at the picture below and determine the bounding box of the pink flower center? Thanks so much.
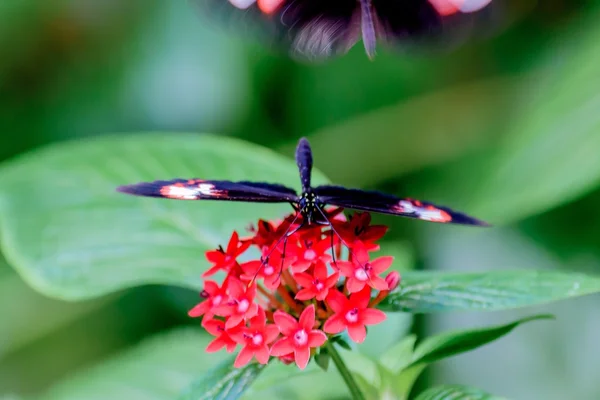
[304,249,317,260]
[355,268,369,282]
[314,279,324,291]
[293,329,308,346]
[225,255,233,262]
[211,295,223,306]
[264,265,274,276]
[345,308,359,324]
[237,299,249,313]
[251,333,264,346]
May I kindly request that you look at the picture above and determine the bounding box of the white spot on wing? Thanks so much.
[228,0,256,9]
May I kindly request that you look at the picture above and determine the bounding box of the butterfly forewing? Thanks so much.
[313,185,488,226]
[117,179,299,203]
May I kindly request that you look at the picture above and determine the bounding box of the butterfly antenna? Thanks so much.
[247,212,302,288]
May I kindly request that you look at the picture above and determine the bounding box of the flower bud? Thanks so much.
[385,271,401,291]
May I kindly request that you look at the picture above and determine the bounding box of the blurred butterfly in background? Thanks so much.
[190,0,498,61]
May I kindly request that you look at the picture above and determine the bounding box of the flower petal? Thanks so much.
[225,339,237,353]
[323,314,347,334]
[361,308,387,326]
[188,301,211,318]
[299,305,316,330]
[227,231,240,254]
[206,337,226,353]
[351,285,371,309]
[346,277,365,293]
[270,338,294,356]
[294,347,311,370]
[325,289,348,313]
[226,314,244,329]
[265,324,281,343]
[255,345,270,364]
[368,275,389,291]
[202,265,222,278]
[308,330,327,348]
[202,319,223,336]
[293,272,314,288]
[234,346,255,368]
[325,271,340,288]
[295,289,316,301]
[336,261,355,278]
[227,277,245,298]
[313,260,328,280]
[347,324,367,343]
[273,310,298,335]
[371,256,394,273]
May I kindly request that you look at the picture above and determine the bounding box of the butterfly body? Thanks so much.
[117,137,488,227]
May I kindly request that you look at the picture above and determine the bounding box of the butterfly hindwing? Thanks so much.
[117,179,299,203]
[313,185,488,226]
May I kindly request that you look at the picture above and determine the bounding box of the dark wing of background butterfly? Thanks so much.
[118,179,299,203]
[314,185,488,226]
[190,0,359,61]
[373,0,500,53]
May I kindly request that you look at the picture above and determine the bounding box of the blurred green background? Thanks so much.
[1,0,600,399]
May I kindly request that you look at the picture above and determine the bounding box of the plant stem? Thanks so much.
[326,340,366,400]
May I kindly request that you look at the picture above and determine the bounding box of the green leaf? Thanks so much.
[418,10,600,224]
[177,358,265,400]
[379,334,417,374]
[0,133,327,300]
[314,349,330,372]
[379,270,600,313]
[414,385,507,400]
[40,328,229,400]
[409,315,551,367]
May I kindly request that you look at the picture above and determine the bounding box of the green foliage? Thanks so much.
[177,358,265,400]
[0,134,327,300]
[336,315,547,399]
[414,385,507,400]
[380,270,600,313]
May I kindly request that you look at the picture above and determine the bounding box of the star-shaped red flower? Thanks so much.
[270,305,327,369]
[230,308,280,368]
[337,242,392,293]
[294,260,339,301]
[188,280,228,320]
[323,286,387,343]
[333,212,387,251]
[212,277,259,329]
[203,231,250,278]
[203,318,242,353]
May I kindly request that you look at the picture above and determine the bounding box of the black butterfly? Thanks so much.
[117,137,488,228]
[190,0,495,60]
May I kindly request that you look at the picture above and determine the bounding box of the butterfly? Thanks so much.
[117,137,489,228]
[190,0,495,60]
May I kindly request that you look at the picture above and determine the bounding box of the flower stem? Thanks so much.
[326,340,366,400]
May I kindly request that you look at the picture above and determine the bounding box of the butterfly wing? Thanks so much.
[117,179,299,203]
[314,185,488,226]
[190,0,360,61]
[373,0,498,53]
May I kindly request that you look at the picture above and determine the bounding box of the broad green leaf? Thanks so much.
[379,270,600,313]
[0,133,327,300]
[177,358,265,400]
[409,315,551,367]
[40,328,228,400]
[418,10,600,224]
[414,385,507,400]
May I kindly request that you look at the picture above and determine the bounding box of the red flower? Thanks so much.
[337,242,392,293]
[323,286,387,343]
[204,318,241,353]
[289,239,332,273]
[270,305,327,370]
[230,308,280,367]
[203,231,250,278]
[188,280,228,319]
[294,260,339,301]
[240,251,295,290]
[333,212,387,251]
[212,277,259,329]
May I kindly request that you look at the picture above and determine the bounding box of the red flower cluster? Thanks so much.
[189,210,400,370]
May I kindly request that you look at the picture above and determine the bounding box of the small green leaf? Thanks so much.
[40,328,229,400]
[409,315,551,367]
[414,385,507,400]
[178,359,265,400]
[379,270,600,313]
[0,133,327,300]
[331,335,353,351]
[314,349,330,372]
